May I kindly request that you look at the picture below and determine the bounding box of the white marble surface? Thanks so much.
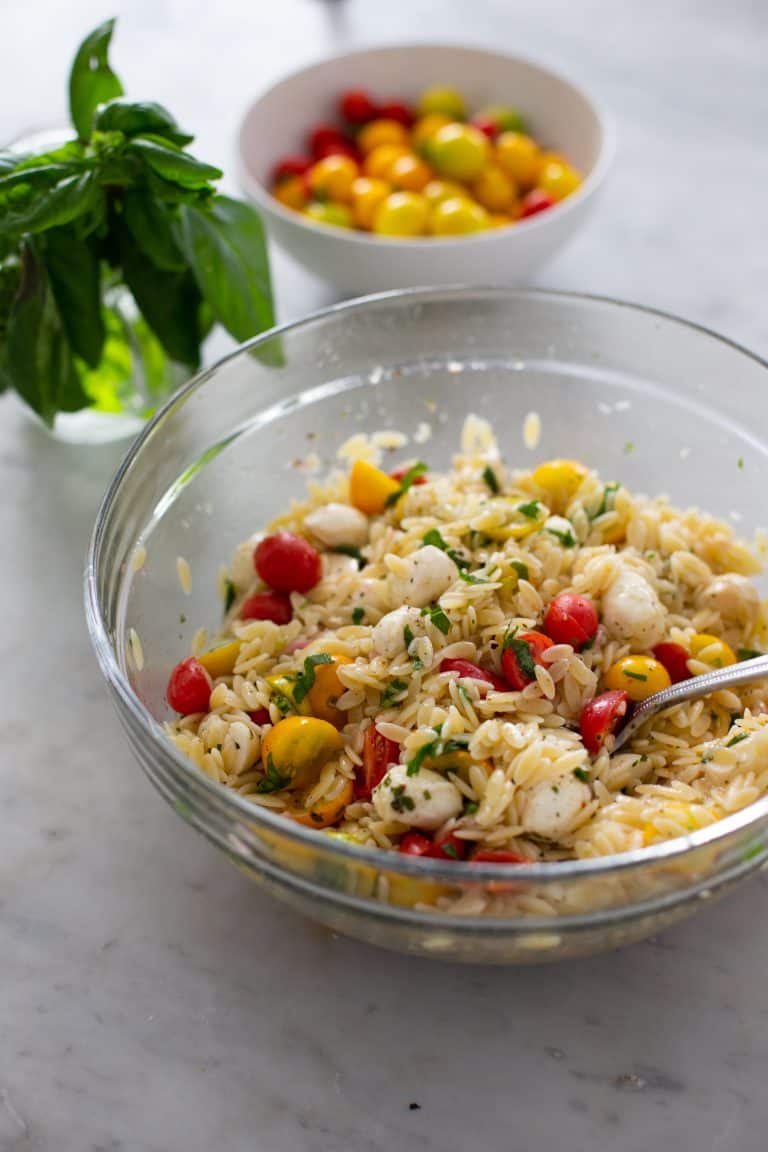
[2,1,768,1149]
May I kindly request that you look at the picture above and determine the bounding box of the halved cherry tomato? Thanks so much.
[339,89,379,124]
[544,592,599,650]
[652,642,692,684]
[254,533,321,594]
[431,829,466,861]
[308,123,347,158]
[248,708,271,726]
[520,189,556,218]
[355,723,400,799]
[471,849,529,864]
[272,155,311,183]
[501,630,554,690]
[390,465,427,485]
[399,831,433,856]
[441,658,507,691]
[240,590,294,624]
[378,100,414,127]
[167,657,212,715]
[580,690,631,755]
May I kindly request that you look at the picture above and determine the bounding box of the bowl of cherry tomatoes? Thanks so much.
[239,45,613,293]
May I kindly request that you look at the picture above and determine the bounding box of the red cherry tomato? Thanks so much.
[356,724,400,800]
[471,115,498,139]
[254,533,322,594]
[501,631,554,690]
[652,642,692,684]
[390,466,427,485]
[520,189,556,218]
[544,592,599,650]
[441,658,503,689]
[167,657,212,715]
[378,100,413,127]
[308,123,348,158]
[471,849,529,864]
[271,155,311,184]
[399,831,433,856]
[240,590,294,624]
[431,829,466,861]
[580,690,631,755]
[314,138,361,162]
[339,88,379,124]
[248,708,271,726]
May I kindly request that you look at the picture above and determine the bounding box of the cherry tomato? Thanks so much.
[240,590,294,624]
[254,533,322,594]
[167,657,212,715]
[431,829,467,861]
[471,849,529,864]
[441,658,498,687]
[308,124,348,158]
[304,202,354,229]
[248,708,271,726]
[429,196,490,236]
[350,176,391,229]
[426,123,490,181]
[652,642,692,684]
[378,100,414,127]
[389,153,433,192]
[272,175,308,211]
[544,592,599,650]
[520,188,556,218]
[356,723,400,799]
[390,465,427,484]
[501,631,554,690]
[537,159,582,201]
[399,831,433,856]
[373,191,429,236]
[416,85,467,121]
[308,154,359,203]
[272,155,311,183]
[580,690,631,755]
[495,132,541,189]
[471,115,498,139]
[339,88,379,125]
[313,138,360,162]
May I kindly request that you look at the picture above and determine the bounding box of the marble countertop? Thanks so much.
[3,1,768,1149]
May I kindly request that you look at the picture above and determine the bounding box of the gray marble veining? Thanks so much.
[2,0,768,1148]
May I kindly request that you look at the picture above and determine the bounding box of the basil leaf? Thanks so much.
[380,679,409,708]
[517,500,542,520]
[0,171,99,237]
[118,218,202,367]
[510,560,529,580]
[502,635,536,680]
[6,241,88,424]
[177,195,275,342]
[482,465,500,493]
[421,604,450,635]
[95,99,193,146]
[124,189,185,270]
[0,162,81,194]
[69,19,124,141]
[44,225,104,367]
[256,753,292,794]
[386,460,428,506]
[292,653,334,704]
[129,138,222,189]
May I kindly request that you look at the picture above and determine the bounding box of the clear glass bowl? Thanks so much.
[85,288,768,963]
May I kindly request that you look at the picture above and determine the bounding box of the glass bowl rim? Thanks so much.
[84,284,768,886]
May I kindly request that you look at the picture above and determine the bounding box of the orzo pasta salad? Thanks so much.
[165,416,768,863]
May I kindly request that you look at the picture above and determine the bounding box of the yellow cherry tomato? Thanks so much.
[197,640,241,679]
[429,196,490,235]
[470,164,517,212]
[689,634,737,669]
[416,85,467,121]
[537,159,582,201]
[423,179,469,207]
[426,123,490,181]
[261,715,343,791]
[307,154,359,203]
[388,153,433,192]
[363,143,410,179]
[351,176,391,229]
[272,174,308,211]
[304,202,354,229]
[411,113,453,151]
[358,118,410,155]
[531,459,589,513]
[287,774,353,828]
[495,132,542,189]
[307,654,353,727]
[488,213,513,228]
[349,458,400,514]
[604,656,671,701]
[373,191,429,237]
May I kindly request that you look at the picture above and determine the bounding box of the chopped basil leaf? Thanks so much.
[726,732,749,748]
[440,841,460,859]
[502,635,536,680]
[482,465,500,494]
[381,679,409,708]
[292,653,334,704]
[573,767,590,782]
[352,606,365,624]
[403,624,415,649]
[517,499,542,520]
[464,800,479,815]
[223,578,236,613]
[271,691,294,715]
[421,603,450,634]
[547,526,576,547]
[406,739,439,775]
[390,784,415,812]
[622,670,648,682]
[386,460,428,506]
[510,560,529,580]
[738,648,762,661]
[411,658,424,671]
[334,544,365,567]
[458,569,488,584]
[422,526,469,569]
[256,753,291,794]
[592,481,620,520]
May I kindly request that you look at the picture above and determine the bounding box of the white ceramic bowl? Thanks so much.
[238,45,614,294]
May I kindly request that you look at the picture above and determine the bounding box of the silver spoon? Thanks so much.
[612,654,768,751]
